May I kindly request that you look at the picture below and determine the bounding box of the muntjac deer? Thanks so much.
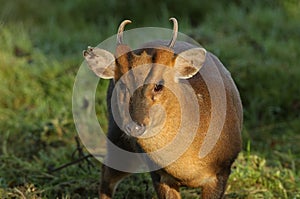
[83,18,242,199]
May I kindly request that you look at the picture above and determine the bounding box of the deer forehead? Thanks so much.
[115,47,176,82]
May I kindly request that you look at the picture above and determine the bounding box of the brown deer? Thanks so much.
[83,18,242,199]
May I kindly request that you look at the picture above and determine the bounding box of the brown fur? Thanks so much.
[96,42,242,199]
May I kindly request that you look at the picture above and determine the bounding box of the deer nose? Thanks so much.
[125,122,146,137]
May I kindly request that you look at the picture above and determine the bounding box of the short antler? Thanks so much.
[168,17,178,48]
[117,20,132,45]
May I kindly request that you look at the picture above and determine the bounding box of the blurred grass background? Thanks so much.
[0,0,299,198]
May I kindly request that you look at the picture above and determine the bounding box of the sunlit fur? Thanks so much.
[98,41,242,199]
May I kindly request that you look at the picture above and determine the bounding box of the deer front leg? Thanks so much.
[99,133,143,198]
[150,172,181,199]
[99,164,129,199]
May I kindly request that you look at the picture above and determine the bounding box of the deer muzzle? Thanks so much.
[125,121,146,137]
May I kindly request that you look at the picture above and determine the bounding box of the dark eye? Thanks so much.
[153,83,163,92]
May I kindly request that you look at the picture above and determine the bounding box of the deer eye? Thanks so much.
[153,81,164,92]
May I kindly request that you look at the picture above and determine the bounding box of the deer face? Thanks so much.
[83,19,206,138]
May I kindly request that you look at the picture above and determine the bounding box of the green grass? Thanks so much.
[0,0,299,198]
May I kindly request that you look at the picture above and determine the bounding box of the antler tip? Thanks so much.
[124,19,132,24]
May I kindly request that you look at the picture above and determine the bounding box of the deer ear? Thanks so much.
[174,48,207,79]
[83,47,115,79]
